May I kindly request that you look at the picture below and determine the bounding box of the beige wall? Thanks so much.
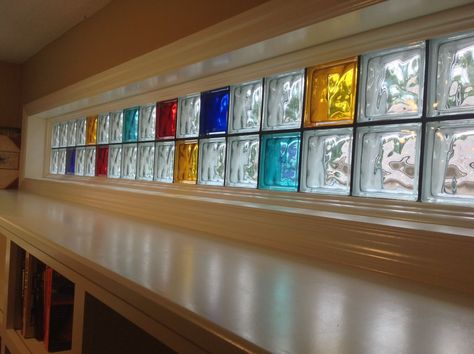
[0,61,21,128]
[21,0,268,104]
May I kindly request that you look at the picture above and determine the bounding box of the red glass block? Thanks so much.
[96,146,109,176]
[156,99,177,139]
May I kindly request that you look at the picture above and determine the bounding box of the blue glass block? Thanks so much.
[123,107,139,142]
[65,148,76,175]
[200,87,229,136]
[259,132,301,191]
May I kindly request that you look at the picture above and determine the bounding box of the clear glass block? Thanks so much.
[97,113,110,145]
[121,143,137,180]
[75,147,85,176]
[198,137,226,186]
[59,122,68,148]
[176,94,200,138]
[423,119,474,204]
[262,70,304,131]
[353,123,421,200]
[228,80,262,134]
[57,149,67,175]
[429,33,474,116]
[108,145,122,179]
[51,123,60,148]
[301,128,353,195]
[139,104,156,141]
[84,147,96,177]
[50,149,59,174]
[358,42,425,121]
[109,111,123,143]
[174,140,198,184]
[76,118,86,146]
[225,135,259,188]
[154,141,175,183]
[137,143,155,181]
[66,120,76,147]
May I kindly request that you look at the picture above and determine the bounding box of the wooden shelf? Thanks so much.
[4,330,70,354]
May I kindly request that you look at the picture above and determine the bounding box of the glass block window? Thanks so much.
[96,146,109,177]
[155,141,175,183]
[86,116,98,145]
[50,149,59,174]
[139,104,156,141]
[108,145,122,179]
[97,113,109,145]
[198,137,226,186]
[156,99,177,139]
[200,88,229,136]
[137,142,155,181]
[58,149,66,175]
[121,143,137,180]
[228,80,263,134]
[59,122,68,148]
[75,147,85,176]
[109,111,123,143]
[65,148,76,175]
[123,107,139,142]
[66,120,77,147]
[176,94,200,138]
[226,135,259,188]
[84,146,96,177]
[76,118,86,146]
[174,140,198,184]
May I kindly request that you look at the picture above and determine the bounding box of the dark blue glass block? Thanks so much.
[259,132,301,191]
[66,148,76,175]
[200,87,229,136]
[123,107,139,142]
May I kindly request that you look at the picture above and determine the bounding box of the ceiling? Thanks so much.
[0,0,112,63]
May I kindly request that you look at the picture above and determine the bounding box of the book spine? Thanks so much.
[21,253,31,337]
[43,267,53,351]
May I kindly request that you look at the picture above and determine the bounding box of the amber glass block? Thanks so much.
[304,58,357,127]
[174,140,198,184]
[86,116,98,145]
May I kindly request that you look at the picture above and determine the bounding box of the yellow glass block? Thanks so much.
[86,116,98,145]
[174,140,198,183]
[304,58,357,127]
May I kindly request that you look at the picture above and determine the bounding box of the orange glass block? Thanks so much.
[304,58,358,127]
[86,116,98,145]
[174,140,198,184]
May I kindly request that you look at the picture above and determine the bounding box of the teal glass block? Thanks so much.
[259,132,301,191]
[123,107,139,142]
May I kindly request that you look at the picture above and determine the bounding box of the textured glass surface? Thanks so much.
[107,145,122,179]
[429,33,474,116]
[121,143,137,179]
[226,135,259,188]
[177,94,200,138]
[65,148,76,175]
[51,124,60,148]
[109,111,123,143]
[123,107,139,142]
[84,147,96,177]
[423,119,474,203]
[59,122,68,148]
[301,128,353,194]
[198,138,226,186]
[353,123,421,200]
[259,132,301,191]
[154,141,175,183]
[263,70,304,131]
[359,43,425,121]
[96,146,109,177]
[200,87,229,136]
[75,147,85,176]
[228,80,262,133]
[139,104,156,141]
[50,149,59,174]
[76,118,86,146]
[57,149,66,175]
[174,140,198,184]
[157,99,177,139]
[66,120,77,147]
[86,116,98,145]
[305,59,357,127]
[137,143,155,181]
[97,113,109,145]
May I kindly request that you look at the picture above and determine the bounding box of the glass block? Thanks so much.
[156,99,177,139]
[139,104,156,141]
[50,149,59,174]
[353,123,421,200]
[109,111,123,143]
[200,87,229,136]
[259,132,301,191]
[154,141,175,183]
[57,149,67,175]
[423,119,474,204]
[51,123,60,148]
[84,147,96,177]
[97,113,110,145]
[262,70,304,131]
[137,143,155,181]
[86,116,98,145]
[96,146,109,177]
[75,147,85,176]
[301,128,353,195]
[198,137,226,186]
[225,135,259,188]
[358,42,425,122]
[65,148,76,175]
[174,140,198,184]
[228,80,262,133]
[304,59,357,127]
[123,107,139,142]
[177,94,200,138]
[108,145,122,179]
[66,120,77,147]
[121,143,137,180]
[59,122,68,148]
[76,118,86,146]
[429,33,474,116]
